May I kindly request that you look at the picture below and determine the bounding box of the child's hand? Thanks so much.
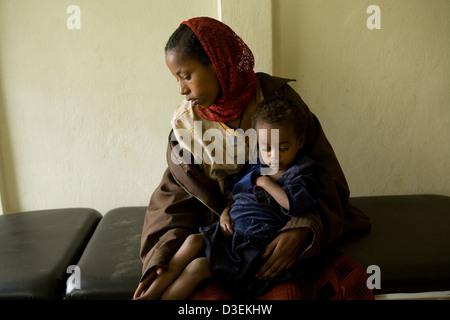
[220,207,234,237]
[256,174,290,210]
[255,175,271,188]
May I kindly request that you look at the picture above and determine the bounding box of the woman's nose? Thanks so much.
[179,82,190,95]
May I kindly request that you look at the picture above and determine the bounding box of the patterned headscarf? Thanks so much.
[182,17,259,123]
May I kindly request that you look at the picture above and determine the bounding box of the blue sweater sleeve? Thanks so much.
[280,159,318,217]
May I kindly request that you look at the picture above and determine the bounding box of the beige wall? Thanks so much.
[0,0,271,214]
[0,0,448,214]
[0,0,218,214]
[273,0,449,197]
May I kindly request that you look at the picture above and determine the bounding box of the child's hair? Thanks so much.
[165,24,211,66]
[251,98,308,138]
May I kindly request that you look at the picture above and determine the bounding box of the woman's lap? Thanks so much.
[188,249,375,300]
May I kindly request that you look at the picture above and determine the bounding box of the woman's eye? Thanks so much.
[183,75,191,81]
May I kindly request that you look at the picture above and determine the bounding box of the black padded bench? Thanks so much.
[336,194,450,297]
[64,194,450,300]
[65,207,145,300]
[0,208,101,299]
[1,194,448,299]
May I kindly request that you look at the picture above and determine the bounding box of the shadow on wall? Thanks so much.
[0,60,20,214]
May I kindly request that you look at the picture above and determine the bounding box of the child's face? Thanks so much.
[256,122,305,174]
[165,50,221,109]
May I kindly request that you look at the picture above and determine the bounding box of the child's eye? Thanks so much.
[183,75,191,81]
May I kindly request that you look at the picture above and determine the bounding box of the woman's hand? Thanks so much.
[255,228,310,279]
[133,266,165,299]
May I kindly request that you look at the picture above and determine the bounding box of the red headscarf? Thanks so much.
[182,17,259,123]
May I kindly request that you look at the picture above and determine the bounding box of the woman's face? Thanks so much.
[165,50,221,109]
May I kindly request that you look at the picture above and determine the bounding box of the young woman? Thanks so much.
[134,17,371,300]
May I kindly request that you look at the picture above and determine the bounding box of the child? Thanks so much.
[138,98,319,300]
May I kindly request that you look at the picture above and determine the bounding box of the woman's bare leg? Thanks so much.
[160,257,212,300]
[141,233,205,299]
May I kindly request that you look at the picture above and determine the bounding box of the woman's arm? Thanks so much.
[133,266,165,299]
[138,167,209,290]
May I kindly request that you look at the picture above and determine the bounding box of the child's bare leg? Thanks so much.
[160,257,212,300]
[142,233,205,299]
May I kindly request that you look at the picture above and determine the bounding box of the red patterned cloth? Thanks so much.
[182,17,259,123]
[312,249,374,300]
[188,249,374,300]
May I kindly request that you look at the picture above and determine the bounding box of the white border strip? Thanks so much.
[375,290,450,300]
